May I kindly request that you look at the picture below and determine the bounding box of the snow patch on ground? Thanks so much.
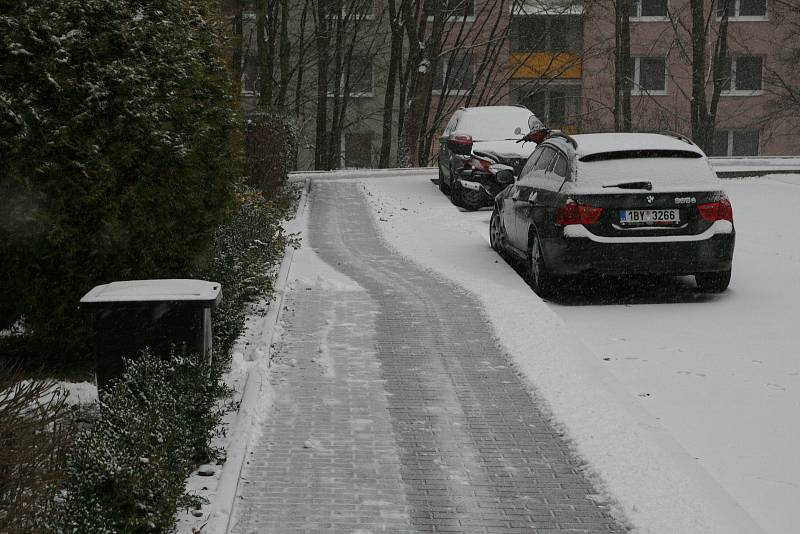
[59,381,98,405]
[177,183,315,534]
[175,297,277,534]
[2,380,97,406]
[360,174,766,534]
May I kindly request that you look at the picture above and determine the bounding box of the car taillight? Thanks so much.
[698,196,733,222]
[555,199,604,225]
[718,197,733,221]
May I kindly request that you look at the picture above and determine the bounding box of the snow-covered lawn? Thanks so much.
[359,172,800,534]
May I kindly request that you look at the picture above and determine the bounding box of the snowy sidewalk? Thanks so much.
[228,182,624,533]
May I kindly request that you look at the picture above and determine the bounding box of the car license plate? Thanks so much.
[619,209,680,225]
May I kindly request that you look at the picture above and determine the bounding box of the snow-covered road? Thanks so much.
[351,171,799,534]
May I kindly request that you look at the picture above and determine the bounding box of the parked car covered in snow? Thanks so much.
[490,131,735,297]
[437,106,543,210]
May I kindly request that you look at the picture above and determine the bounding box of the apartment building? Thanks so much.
[580,0,799,155]
[235,0,799,169]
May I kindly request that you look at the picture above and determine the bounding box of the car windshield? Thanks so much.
[457,111,533,141]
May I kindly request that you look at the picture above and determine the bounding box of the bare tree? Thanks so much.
[255,0,278,108]
[761,0,800,141]
[666,0,731,152]
[379,0,405,167]
[313,0,332,168]
[613,0,631,131]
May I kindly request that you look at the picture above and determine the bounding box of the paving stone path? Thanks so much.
[230,181,626,534]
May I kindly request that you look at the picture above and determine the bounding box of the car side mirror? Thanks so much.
[446,133,473,156]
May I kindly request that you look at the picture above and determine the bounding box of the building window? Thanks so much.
[717,0,767,18]
[423,0,474,19]
[631,0,668,18]
[712,129,760,156]
[345,132,374,168]
[510,15,583,53]
[720,56,763,93]
[328,54,373,97]
[631,57,667,94]
[513,83,581,131]
[433,52,474,95]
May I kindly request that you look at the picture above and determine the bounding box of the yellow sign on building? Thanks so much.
[509,52,582,79]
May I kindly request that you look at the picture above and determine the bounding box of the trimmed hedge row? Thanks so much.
[49,183,298,533]
[52,349,229,533]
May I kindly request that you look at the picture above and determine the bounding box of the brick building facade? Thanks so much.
[236,0,799,169]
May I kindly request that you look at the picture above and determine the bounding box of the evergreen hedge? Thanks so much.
[52,349,231,534]
[0,0,239,358]
[49,181,299,533]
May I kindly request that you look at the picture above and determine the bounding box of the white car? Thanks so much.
[437,106,543,210]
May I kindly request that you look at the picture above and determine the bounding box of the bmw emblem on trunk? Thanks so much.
[646,195,655,203]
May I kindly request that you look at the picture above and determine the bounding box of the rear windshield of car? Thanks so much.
[458,112,532,141]
[579,149,703,162]
[573,152,717,187]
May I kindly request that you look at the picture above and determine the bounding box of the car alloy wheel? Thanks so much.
[490,208,504,252]
[527,233,556,298]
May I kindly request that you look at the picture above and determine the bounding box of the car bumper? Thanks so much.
[458,170,506,197]
[543,231,735,276]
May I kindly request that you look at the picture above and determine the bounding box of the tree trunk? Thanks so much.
[256,0,278,109]
[276,0,291,109]
[293,0,309,170]
[230,0,243,98]
[379,0,403,168]
[705,2,731,153]
[314,0,331,169]
[256,0,268,107]
[326,1,347,169]
[614,0,631,131]
[689,0,708,147]
[405,5,445,167]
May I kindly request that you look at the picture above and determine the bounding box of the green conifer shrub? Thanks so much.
[0,0,239,359]
[51,349,232,533]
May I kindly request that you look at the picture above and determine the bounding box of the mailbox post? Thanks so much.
[80,279,222,389]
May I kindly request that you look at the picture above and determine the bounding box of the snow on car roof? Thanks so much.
[457,106,535,141]
[570,133,706,159]
[80,279,222,304]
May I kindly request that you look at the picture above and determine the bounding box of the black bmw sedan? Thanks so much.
[490,132,735,297]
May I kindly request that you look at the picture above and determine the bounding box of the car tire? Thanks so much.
[451,178,463,207]
[526,232,557,298]
[459,186,488,211]
[489,208,505,253]
[438,165,451,195]
[695,269,731,292]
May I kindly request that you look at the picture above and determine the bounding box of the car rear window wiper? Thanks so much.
[602,181,653,190]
